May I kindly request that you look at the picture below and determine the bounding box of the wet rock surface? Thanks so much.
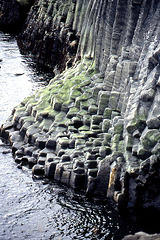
[122,232,160,240]
[1,0,160,227]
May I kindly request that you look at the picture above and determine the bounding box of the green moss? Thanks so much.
[103,108,112,119]
[112,134,121,151]
[35,100,50,111]
[49,70,91,107]
[126,111,147,134]
[10,61,99,143]
[126,121,137,134]
[77,110,88,117]
[21,95,35,106]
[78,125,90,131]
[80,79,91,87]
[39,119,53,129]
[75,93,91,108]
[126,118,146,134]
[102,119,111,133]
[141,129,160,150]
[26,102,38,114]
[71,133,86,139]
[104,133,112,143]
[87,67,99,77]
[114,123,123,135]
[67,107,79,118]
[70,88,82,100]
[109,93,119,109]
[37,106,56,117]
[20,115,34,123]
[14,105,26,113]
[137,145,151,159]
[118,140,124,153]
[54,112,66,123]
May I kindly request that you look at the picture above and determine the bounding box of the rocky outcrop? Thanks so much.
[1,0,160,220]
[122,232,160,240]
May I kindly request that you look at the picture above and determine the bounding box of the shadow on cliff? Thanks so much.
[0,0,35,33]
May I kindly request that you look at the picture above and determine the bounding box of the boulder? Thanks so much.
[122,232,160,240]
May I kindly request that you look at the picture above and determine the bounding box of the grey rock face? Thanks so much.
[1,0,160,219]
[122,231,160,240]
[17,0,80,72]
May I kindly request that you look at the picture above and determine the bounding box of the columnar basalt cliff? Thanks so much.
[1,0,160,218]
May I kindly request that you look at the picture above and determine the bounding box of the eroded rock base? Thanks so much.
[1,59,160,219]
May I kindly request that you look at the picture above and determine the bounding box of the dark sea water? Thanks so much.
[0,32,138,240]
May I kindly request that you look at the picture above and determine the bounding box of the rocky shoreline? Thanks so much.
[1,0,160,228]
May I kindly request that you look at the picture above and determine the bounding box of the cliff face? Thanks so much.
[18,0,80,71]
[1,0,160,218]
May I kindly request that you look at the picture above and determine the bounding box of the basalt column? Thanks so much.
[1,0,160,218]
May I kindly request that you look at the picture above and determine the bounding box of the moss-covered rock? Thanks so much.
[141,129,160,150]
